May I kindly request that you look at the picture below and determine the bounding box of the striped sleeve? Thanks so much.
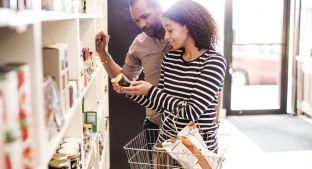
[126,56,167,113]
[148,52,226,121]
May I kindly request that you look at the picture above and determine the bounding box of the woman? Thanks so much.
[121,0,226,152]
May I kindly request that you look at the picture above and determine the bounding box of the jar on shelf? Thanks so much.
[58,148,78,169]
[63,138,82,153]
[49,159,70,169]
[60,143,80,162]
[51,153,68,161]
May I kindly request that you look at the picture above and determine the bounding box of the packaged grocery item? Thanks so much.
[85,111,97,133]
[0,66,23,169]
[58,147,78,169]
[4,63,34,169]
[112,73,131,87]
[43,76,65,140]
[42,43,70,113]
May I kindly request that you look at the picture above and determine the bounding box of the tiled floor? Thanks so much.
[218,114,312,169]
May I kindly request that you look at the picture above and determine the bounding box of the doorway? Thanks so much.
[223,0,289,115]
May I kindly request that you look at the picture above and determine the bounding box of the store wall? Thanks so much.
[107,0,146,168]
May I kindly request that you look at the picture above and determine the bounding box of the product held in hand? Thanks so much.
[113,74,131,87]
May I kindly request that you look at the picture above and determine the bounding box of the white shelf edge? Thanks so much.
[97,98,106,127]
[0,9,100,25]
[78,13,97,19]
[95,14,108,19]
[99,137,107,169]
[40,11,77,22]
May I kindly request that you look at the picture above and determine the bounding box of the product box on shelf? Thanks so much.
[85,111,97,133]
[69,80,78,108]
[42,43,70,113]
[43,76,65,140]
[2,63,34,169]
[0,66,23,169]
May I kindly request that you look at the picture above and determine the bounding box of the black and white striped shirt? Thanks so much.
[129,48,226,152]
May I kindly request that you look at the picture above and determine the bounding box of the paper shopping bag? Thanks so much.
[162,122,222,169]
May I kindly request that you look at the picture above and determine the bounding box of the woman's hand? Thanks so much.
[121,81,153,96]
[111,79,125,93]
[95,31,110,59]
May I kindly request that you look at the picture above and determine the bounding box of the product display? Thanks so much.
[1,0,109,168]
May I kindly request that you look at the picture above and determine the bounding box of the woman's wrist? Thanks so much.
[101,55,112,64]
[100,53,112,64]
[147,85,155,97]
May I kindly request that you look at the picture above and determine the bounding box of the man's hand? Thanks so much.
[95,31,110,60]
[121,81,153,96]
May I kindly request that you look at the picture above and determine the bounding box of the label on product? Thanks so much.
[86,113,95,123]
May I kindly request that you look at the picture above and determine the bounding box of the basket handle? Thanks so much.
[156,104,213,149]
[156,104,188,143]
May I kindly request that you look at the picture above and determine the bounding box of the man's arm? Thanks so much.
[95,31,122,79]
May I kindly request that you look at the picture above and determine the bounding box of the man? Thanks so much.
[95,0,172,130]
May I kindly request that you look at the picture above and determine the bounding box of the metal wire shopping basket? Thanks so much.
[123,129,230,169]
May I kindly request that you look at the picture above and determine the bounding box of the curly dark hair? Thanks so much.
[162,0,219,50]
[129,0,161,9]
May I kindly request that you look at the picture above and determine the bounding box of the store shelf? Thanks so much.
[99,137,107,169]
[0,9,36,28]
[85,148,93,169]
[40,65,101,168]
[0,9,96,26]
[1,1,109,169]
[78,13,97,19]
[40,11,77,22]
[40,94,81,168]
[97,98,106,126]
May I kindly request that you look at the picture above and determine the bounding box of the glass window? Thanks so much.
[299,0,312,56]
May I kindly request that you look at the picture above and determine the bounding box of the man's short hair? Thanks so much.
[129,0,161,9]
